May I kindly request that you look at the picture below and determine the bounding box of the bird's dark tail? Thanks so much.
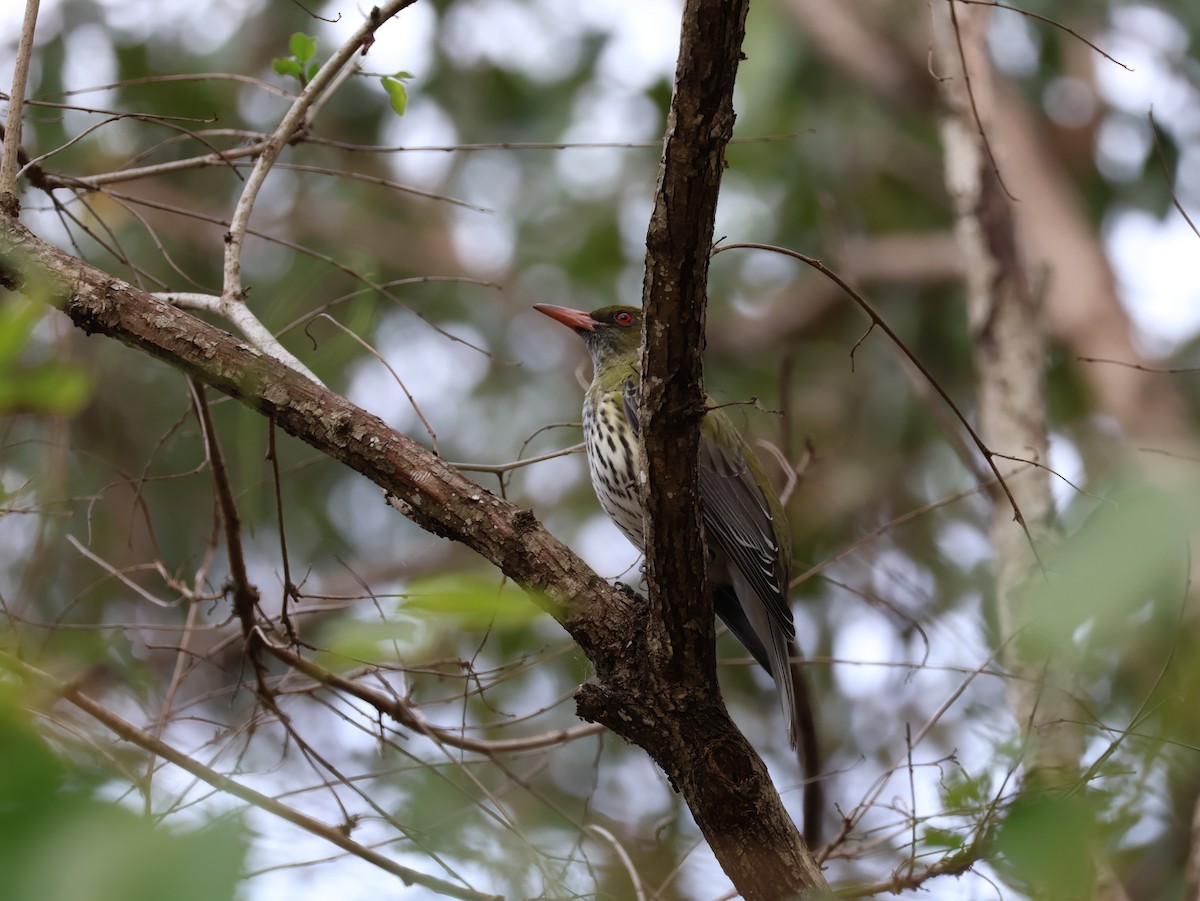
[714,585,825,845]
[789,643,824,849]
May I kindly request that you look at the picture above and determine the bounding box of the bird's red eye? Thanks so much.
[614,311,633,325]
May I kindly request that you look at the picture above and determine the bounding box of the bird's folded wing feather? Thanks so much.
[622,379,795,642]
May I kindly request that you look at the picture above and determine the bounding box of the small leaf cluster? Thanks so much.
[381,71,414,117]
[271,31,413,117]
[272,32,320,87]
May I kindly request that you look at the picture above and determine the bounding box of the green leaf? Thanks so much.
[319,617,425,666]
[939,767,989,811]
[272,57,302,78]
[922,827,965,851]
[0,296,91,415]
[995,794,1097,897]
[0,695,65,812]
[11,807,244,901]
[0,296,41,366]
[1021,478,1198,658]
[404,572,542,631]
[0,361,90,415]
[0,690,246,901]
[288,32,317,63]
[306,61,320,83]
[381,76,409,117]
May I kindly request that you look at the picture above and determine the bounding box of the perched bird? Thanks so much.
[534,302,822,844]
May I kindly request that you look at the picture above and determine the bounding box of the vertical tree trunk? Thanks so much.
[930,0,1082,795]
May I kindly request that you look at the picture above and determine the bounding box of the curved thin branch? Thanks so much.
[261,637,607,753]
[221,0,417,304]
[712,241,1041,568]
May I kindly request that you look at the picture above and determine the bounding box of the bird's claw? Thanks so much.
[613,581,644,601]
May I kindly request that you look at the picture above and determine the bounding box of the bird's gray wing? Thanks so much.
[695,415,795,643]
[626,381,808,757]
[621,378,639,432]
[623,379,794,642]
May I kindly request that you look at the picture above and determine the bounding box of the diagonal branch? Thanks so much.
[211,1,420,384]
[2,215,827,898]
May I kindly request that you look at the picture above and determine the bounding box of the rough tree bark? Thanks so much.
[601,0,829,893]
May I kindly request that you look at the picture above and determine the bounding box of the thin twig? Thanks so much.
[447,443,585,475]
[1078,355,1200,375]
[792,472,1014,587]
[990,451,1113,506]
[266,423,298,641]
[47,71,295,100]
[65,535,178,608]
[954,0,1131,71]
[189,381,260,642]
[96,185,489,359]
[946,0,1016,201]
[1148,109,1200,240]
[713,242,1042,570]
[311,313,439,453]
[586,825,648,901]
[906,723,917,878]
[260,636,606,754]
[222,0,417,305]
[819,642,1007,862]
[0,0,42,202]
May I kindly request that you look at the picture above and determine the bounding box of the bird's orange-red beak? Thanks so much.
[533,304,597,332]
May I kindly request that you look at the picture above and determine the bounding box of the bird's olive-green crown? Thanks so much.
[576,305,642,372]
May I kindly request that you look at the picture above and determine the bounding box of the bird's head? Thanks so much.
[533,304,642,373]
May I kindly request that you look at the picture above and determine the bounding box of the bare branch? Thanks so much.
[954,0,1132,71]
[0,0,40,205]
[157,292,320,382]
[222,0,417,305]
[712,242,1041,563]
[262,638,607,753]
[196,1,419,382]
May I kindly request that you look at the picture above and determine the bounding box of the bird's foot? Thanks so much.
[613,581,645,601]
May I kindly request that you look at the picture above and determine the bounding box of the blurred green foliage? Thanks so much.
[0,684,245,901]
[0,291,89,416]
